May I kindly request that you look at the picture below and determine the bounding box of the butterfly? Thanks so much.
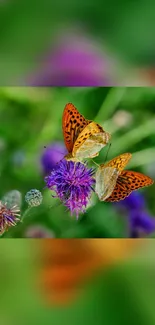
[95,153,154,202]
[62,103,111,160]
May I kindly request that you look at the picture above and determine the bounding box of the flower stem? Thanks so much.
[21,207,32,222]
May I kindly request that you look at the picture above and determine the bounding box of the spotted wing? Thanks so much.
[105,170,154,202]
[72,122,111,159]
[62,103,90,153]
[102,153,132,173]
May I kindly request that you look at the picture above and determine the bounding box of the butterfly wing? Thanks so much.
[95,153,132,201]
[62,103,90,153]
[105,170,154,202]
[72,122,111,159]
[102,153,132,173]
[95,166,119,201]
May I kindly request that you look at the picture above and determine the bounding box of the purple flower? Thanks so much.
[0,201,20,235]
[41,142,67,175]
[45,159,95,219]
[129,211,155,238]
[29,33,113,87]
[115,192,146,212]
[114,192,155,238]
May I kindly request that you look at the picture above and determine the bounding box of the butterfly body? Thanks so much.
[63,103,111,160]
[64,153,79,162]
[95,153,154,202]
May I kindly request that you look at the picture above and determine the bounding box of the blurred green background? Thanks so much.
[1,239,155,325]
[0,0,155,85]
[0,87,154,238]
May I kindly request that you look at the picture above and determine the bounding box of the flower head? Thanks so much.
[41,142,67,175]
[129,211,155,238]
[45,159,95,219]
[25,189,43,207]
[0,201,20,235]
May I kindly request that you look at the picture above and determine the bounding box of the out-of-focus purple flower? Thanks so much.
[115,192,155,238]
[41,142,67,175]
[29,33,113,87]
[129,211,155,238]
[25,225,55,238]
[45,159,95,219]
[116,192,146,212]
[0,201,20,235]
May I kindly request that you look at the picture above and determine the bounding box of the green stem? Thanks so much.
[21,207,32,222]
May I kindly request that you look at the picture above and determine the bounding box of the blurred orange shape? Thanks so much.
[40,239,142,305]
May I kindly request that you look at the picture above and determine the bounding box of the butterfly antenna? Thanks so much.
[104,143,112,164]
[90,159,99,167]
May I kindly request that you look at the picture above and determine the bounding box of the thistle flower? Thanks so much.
[129,211,155,238]
[0,201,20,235]
[41,142,67,175]
[25,189,43,207]
[45,160,95,219]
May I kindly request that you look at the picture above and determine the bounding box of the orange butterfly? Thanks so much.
[62,103,111,160]
[95,153,154,202]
